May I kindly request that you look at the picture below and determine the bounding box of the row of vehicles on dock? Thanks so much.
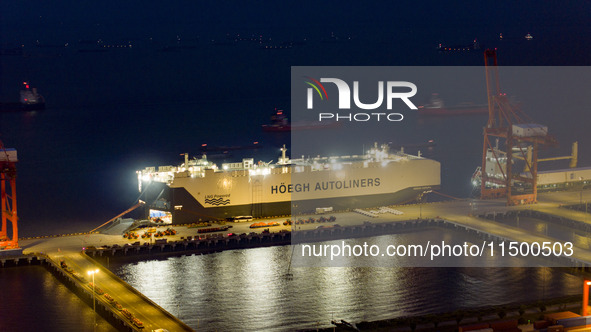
[141,227,177,238]
[189,214,334,233]
[249,221,280,228]
[122,214,337,241]
[123,231,139,239]
[188,221,213,228]
[189,216,252,230]
[294,216,337,225]
[60,260,87,283]
[58,259,144,329]
[88,282,104,295]
[122,308,145,329]
[124,227,178,239]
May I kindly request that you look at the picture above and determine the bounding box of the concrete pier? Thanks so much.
[52,252,192,331]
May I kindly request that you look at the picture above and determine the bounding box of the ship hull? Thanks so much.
[139,146,441,224]
[0,102,45,112]
[151,185,438,224]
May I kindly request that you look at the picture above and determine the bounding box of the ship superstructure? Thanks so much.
[137,144,440,223]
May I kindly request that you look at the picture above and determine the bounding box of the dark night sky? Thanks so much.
[2,1,590,44]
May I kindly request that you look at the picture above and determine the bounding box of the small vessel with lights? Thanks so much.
[417,93,488,116]
[262,108,341,132]
[261,109,290,132]
[437,39,480,52]
[0,82,45,112]
[137,144,440,223]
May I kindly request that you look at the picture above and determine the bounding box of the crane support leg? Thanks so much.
[0,171,18,249]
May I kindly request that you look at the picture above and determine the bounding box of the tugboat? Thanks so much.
[261,108,341,132]
[0,82,46,112]
[262,109,290,132]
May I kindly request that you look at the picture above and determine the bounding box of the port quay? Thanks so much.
[2,188,591,331]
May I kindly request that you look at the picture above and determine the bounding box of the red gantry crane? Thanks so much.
[0,140,19,249]
[479,50,557,205]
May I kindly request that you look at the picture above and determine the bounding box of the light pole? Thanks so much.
[88,269,99,331]
[419,195,423,220]
[419,203,422,220]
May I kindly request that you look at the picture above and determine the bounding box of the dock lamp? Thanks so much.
[88,269,100,329]
[583,280,591,316]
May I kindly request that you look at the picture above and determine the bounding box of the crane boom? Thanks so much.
[480,50,557,205]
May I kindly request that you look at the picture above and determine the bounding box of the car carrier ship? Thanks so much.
[137,143,441,224]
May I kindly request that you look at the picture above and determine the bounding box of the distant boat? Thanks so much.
[437,39,480,52]
[35,40,69,48]
[259,44,293,50]
[498,32,534,41]
[417,94,488,116]
[0,82,45,112]
[262,109,290,132]
[261,108,341,132]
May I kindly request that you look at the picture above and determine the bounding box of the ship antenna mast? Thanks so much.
[279,144,289,164]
